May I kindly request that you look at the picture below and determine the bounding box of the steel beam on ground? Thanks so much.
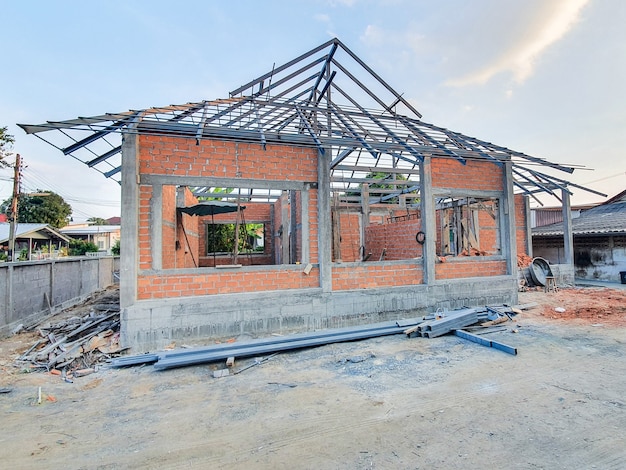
[153,324,411,371]
[112,318,423,369]
[454,329,518,356]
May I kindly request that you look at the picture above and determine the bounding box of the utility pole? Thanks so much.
[8,153,21,262]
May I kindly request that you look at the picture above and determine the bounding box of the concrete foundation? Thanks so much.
[122,275,518,352]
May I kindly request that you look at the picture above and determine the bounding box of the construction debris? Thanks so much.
[15,307,123,373]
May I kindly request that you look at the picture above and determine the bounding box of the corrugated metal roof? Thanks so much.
[59,225,120,236]
[0,223,72,244]
[533,200,626,236]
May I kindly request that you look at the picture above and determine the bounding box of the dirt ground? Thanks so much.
[1,285,625,469]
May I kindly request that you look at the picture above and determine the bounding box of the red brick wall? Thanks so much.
[365,217,423,261]
[137,268,320,299]
[176,187,200,268]
[138,136,318,181]
[139,185,153,271]
[335,212,361,262]
[136,135,320,299]
[435,259,507,279]
[515,194,528,256]
[431,158,503,191]
[476,201,499,254]
[161,185,177,270]
[332,263,423,290]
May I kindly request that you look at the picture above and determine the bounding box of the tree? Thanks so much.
[87,217,107,225]
[69,239,98,256]
[1,190,72,228]
[0,126,15,168]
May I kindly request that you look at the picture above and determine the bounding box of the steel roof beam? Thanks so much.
[87,146,121,167]
[230,38,338,96]
[308,43,338,103]
[61,113,139,155]
[331,38,422,119]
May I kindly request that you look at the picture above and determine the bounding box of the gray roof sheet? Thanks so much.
[533,200,626,236]
[0,223,72,244]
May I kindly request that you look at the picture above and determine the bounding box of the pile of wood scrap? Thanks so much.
[15,304,123,374]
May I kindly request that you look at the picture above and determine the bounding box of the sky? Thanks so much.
[1,0,624,221]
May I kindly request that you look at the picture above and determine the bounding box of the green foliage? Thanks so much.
[1,190,72,228]
[207,223,263,254]
[197,187,234,201]
[111,239,120,256]
[69,239,99,256]
[87,217,107,225]
[18,248,28,261]
[345,172,417,204]
[0,126,14,168]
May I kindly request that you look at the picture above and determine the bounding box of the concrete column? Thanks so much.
[120,130,139,309]
[503,161,517,275]
[420,157,435,284]
[301,187,310,264]
[524,195,533,257]
[317,148,332,292]
[562,188,574,265]
[360,183,370,261]
[280,191,289,265]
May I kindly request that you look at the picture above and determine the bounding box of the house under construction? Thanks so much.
[18,39,602,352]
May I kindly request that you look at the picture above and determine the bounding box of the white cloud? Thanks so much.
[446,0,591,87]
[314,13,331,23]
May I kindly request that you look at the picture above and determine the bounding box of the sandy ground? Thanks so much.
[1,285,625,469]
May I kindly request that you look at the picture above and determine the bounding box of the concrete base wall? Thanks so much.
[122,275,518,352]
[549,264,575,287]
[0,257,120,337]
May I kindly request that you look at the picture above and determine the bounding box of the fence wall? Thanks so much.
[0,256,120,337]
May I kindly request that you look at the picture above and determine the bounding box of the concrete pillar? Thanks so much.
[503,161,517,275]
[120,130,139,309]
[420,157,435,284]
[301,186,310,264]
[360,183,370,261]
[562,188,574,265]
[280,191,289,265]
[317,148,332,292]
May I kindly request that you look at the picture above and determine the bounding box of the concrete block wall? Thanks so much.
[0,257,120,337]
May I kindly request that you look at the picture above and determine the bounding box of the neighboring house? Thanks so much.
[0,223,72,260]
[106,216,121,225]
[530,204,596,228]
[533,190,626,282]
[59,224,121,254]
[19,39,602,352]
